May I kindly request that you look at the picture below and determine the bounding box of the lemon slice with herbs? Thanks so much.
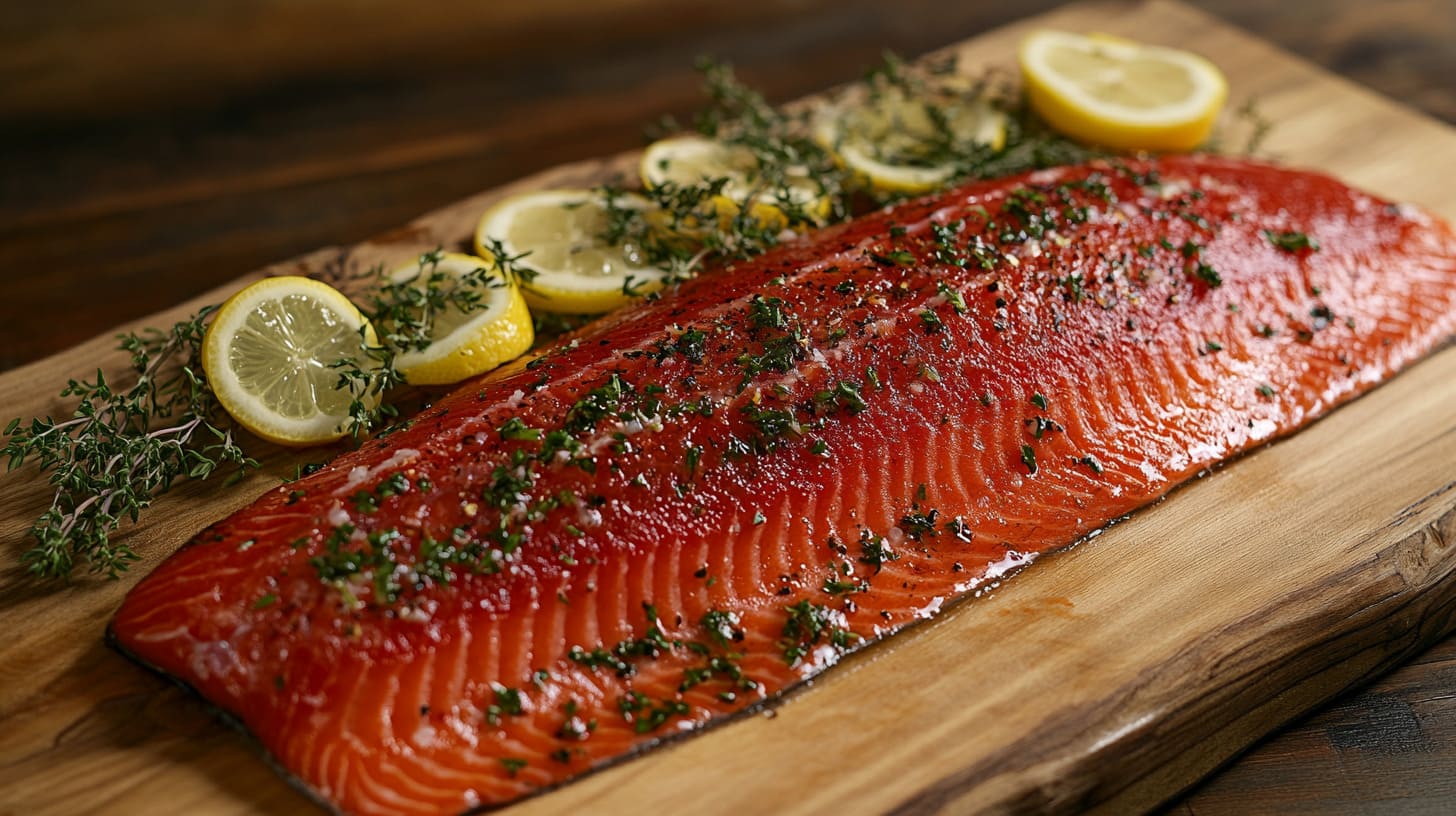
[475,188,668,315]
[814,86,1008,194]
[640,134,831,228]
[202,276,380,446]
[1019,30,1227,152]
[381,252,534,386]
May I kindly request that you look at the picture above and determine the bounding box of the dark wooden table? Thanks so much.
[2,0,1453,811]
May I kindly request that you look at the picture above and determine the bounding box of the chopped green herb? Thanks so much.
[920,309,944,333]
[818,379,868,415]
[1025,416,1063,439]
[869,249,917,267]
[632,698,691,734]
[823,578,864,594]
[938,281,968,313]
[377,472,409,498]
[747,295,789,331]
[352,490,379,513]
[741,405,801,452]
[736,333,805,386]
[779,599,855,666]
[858,531,898,574]
[568,646,634,677]
[498,417,542,441]
[1262,229,1320,253]
[900,508,940,540]
[1020,444,1038,475]
[494,685,524,716]
[1192,263,1223,288]
[701,609,745,647]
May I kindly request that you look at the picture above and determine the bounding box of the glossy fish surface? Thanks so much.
[110,156,1456,815]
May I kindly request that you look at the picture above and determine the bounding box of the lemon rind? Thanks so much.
[388,253,535,386]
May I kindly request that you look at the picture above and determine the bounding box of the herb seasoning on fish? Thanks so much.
[111,153,1456,816]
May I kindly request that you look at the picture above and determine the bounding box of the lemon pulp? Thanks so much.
[640,135,830,226]
[1019,30,1227,152]
[203,276,380,446]
[815,85,1008,194]
[229,293,363,419]
[476,189,667,315]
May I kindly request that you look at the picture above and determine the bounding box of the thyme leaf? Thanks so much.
[3,309,258,579]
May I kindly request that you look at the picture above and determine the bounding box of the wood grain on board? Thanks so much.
[2,1,1456,813]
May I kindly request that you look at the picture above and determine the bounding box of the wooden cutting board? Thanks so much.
[3,1,1456,813]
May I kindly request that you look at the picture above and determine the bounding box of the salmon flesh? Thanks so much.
[110,156,1456,814]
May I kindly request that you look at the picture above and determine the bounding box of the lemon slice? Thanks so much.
[202,276,381,446]
[475,188,668,315]
[640,134,830,227]
[1019,30,1227,152]
[383,252,534,386]
[814,87,1008,194]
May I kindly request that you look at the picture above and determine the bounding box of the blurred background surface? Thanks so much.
[2,0,1452,370]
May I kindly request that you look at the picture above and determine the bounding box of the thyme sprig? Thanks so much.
[593,60,855,283]
[592,55,1106,286]
[694,58,850,226]
[6,248,517,579]
[364,248,503,354]
[3,309,258,579]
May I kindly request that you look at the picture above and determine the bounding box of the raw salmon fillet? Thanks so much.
[110,156,1456,814]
